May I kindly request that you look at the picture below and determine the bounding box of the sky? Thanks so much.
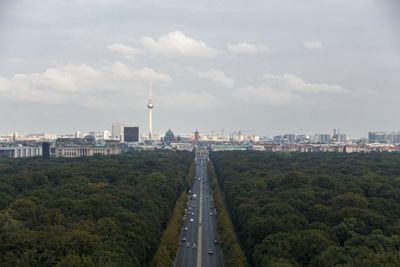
[0,0,399,138]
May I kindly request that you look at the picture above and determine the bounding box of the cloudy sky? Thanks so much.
[0,0,399,137]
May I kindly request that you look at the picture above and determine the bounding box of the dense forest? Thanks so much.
[0,151,192,267]
[211,152,400,267]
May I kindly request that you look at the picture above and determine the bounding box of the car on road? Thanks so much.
[181,236,186,242]
[191,212,194,216]
[190,218,194,222]
[208,249,213,254]
[184,226,188,231]
[210,212,213,216]
[214,239,218,244]
[192,243,197,249]
[186,242,190,247]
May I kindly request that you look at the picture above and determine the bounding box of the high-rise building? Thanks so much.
[103,130,111,140]
[283,134,296,144]
[296,135,308,143]
[318,134,331,144]
[42,142,51,159]
[124,126,139,142]
[111,123,139,142]
[112,122,123,141]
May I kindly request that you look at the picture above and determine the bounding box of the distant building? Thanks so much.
[112,122,124,141]
[75,131,84,138]
[112,122,140,142]
[313,134,331,144]
[0,144,42,158]
[296,135,308,143]
[170,142,193,151]
[124,127,139,142]
[332,129,347,143]
[55,135,122,157]
[273,135,284,143]
[249,135,260,142]
[368,131,400,143]
[212,142,252,151]
[163,129,175,145]
[283,134,296,144]
[42,142,51,159]
[103,130,111,140]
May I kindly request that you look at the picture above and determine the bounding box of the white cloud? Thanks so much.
[227,42,274,54]
[131,68,172,82]
[106,62,172,82]
[259,73,344,93]
[197,69,235,88]
[304,40,324,50]
[108,43,141,56]
[234,73,345,105]
[233,86,300,105]
[139,31,216,57]
[0,63,172,108]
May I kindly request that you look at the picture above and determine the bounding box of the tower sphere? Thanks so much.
[148,103,153,109]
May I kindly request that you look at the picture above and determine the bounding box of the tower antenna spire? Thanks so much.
[149,80,152,99]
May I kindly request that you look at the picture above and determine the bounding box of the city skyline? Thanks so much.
[0,0,399,137]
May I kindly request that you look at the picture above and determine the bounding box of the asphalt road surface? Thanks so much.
[175,149,224,267]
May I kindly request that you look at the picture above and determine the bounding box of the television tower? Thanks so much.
[147,81,154,141]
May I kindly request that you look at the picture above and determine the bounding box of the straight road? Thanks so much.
[175,148,224,267]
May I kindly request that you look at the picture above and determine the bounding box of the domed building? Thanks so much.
[163,129,175,145]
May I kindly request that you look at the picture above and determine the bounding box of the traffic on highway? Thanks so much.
[175,148,224,267]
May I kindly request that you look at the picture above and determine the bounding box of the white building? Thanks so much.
[55,136,122,158]
[112,122,124,141]
[0,145,42,158]
[170,143,193,151]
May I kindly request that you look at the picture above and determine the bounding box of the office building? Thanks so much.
[124,126,139,142]
[368,131,400,143]
[283,134,296,144]
[112,123,140,142]
[112,122,124,141]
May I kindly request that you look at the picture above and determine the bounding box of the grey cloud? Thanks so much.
[0,0,399,137]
